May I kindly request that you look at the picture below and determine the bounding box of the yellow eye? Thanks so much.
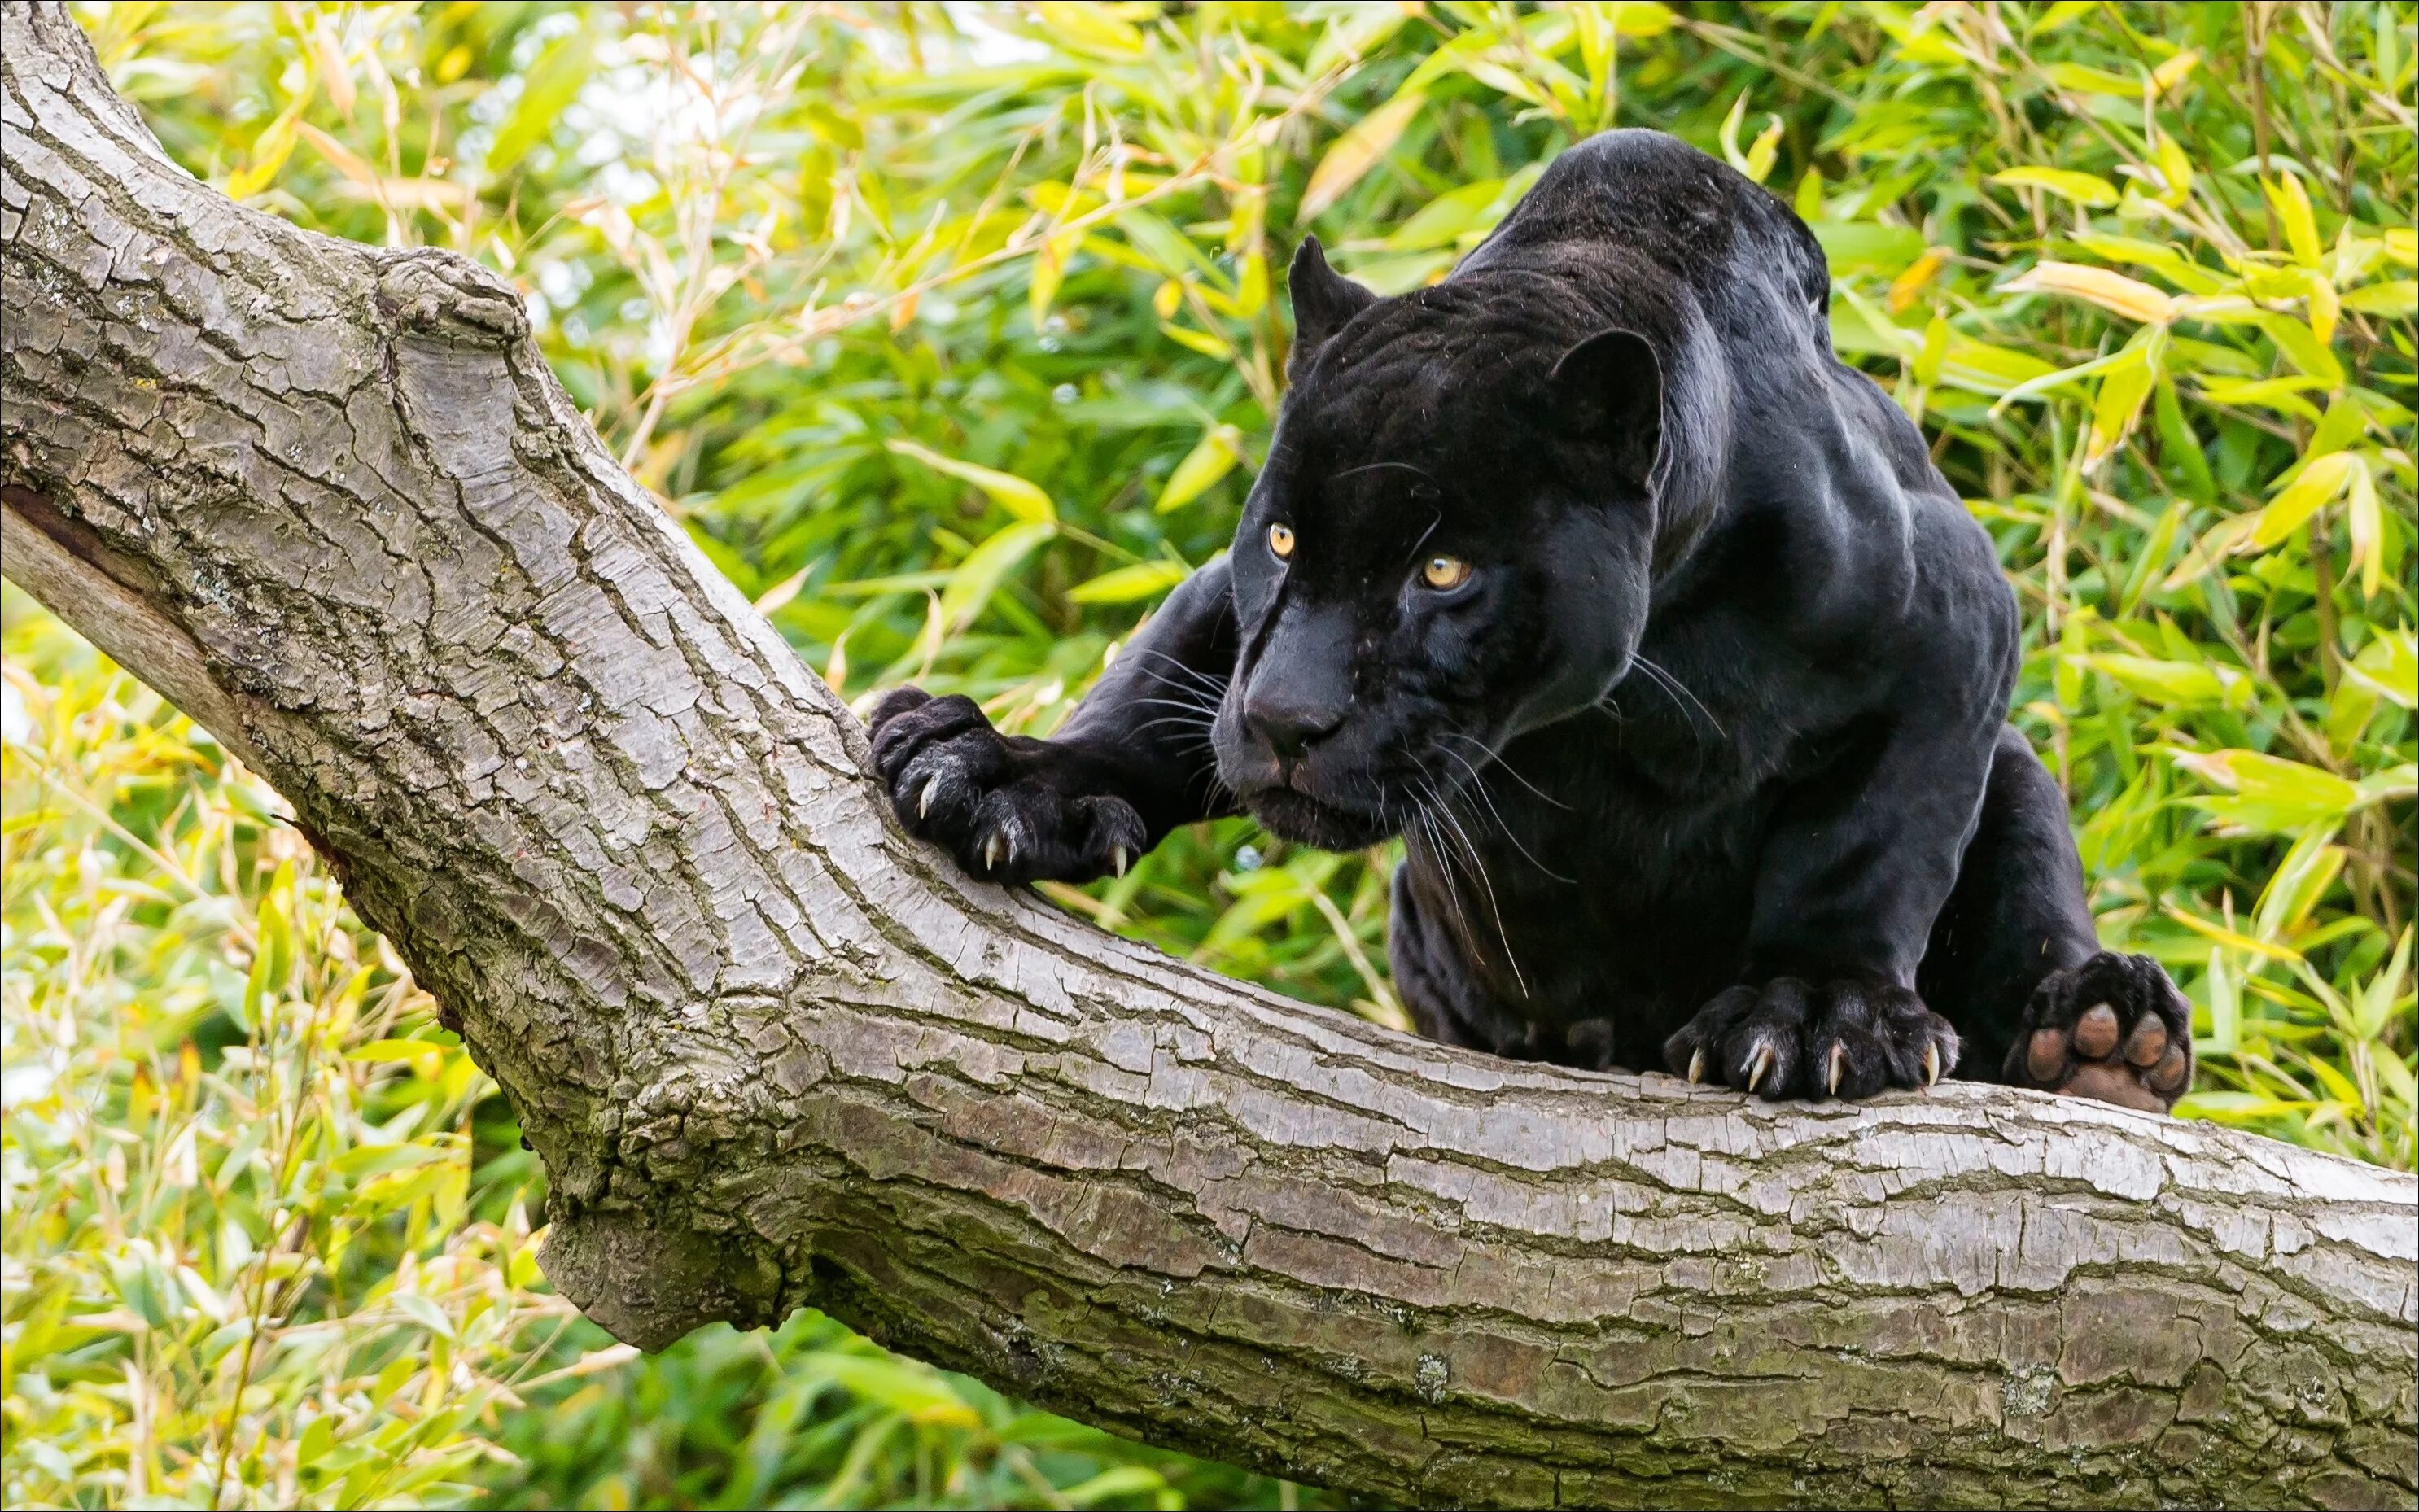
[1422,554,1472,591]
[1268,522,1295,559]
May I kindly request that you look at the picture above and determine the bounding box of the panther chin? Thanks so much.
[1238,785,1398,851]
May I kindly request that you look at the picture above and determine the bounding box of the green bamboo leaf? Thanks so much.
[2086,339,2159,465]
[2173,748,2364,833]
[2253,827,2347,942]
[886,439,1056,525]
[2075,654,2250,709]
[2255,313,2346,387]
[2205,948,2240,1054]
[1811,221,1926,276]
[2344,633,2417,710]
[1936,336,2058,397]
[2045,60,2140,94]
[1384,177,1505,251]
[938,520,1056,631]
[799,1352,982,1426]
[2342,280,2417,317]
[2151,378,2215,503]
[485,33,592,176]
[2356,764,2417,806]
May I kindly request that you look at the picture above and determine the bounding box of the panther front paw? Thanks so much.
[1664,977,1959,1101]
[868,688,1146,885]
[2005,952,2192,1112]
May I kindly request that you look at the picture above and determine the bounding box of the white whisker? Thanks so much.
[1629,653,1726,740]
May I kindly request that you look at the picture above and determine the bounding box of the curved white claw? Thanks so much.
[1745,1041,1774,1094]
[982,832,1007,871]
[916,776,935,819]
[1923,1042,1942,1088]
[1111,846,1131,878]
[1686,1047,1704,1086]
[1826,1043,1845,1097]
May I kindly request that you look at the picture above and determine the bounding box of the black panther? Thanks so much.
[868,129,2192,1110]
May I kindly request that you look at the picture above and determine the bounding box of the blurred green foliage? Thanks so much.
[6,2,2413,1507]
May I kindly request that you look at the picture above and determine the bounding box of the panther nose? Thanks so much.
[1243,694,1344,761]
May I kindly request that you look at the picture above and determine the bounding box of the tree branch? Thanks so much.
[2,7,2412,1505]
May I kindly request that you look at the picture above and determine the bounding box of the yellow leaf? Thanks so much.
[1236,251,1268,318]
[886,439,1056,525]
[1888,247,1947,314]
[2249,451,2359,549]
[226,103,301,200]
[753,565,810,616]
[2151,50,2200,93]
[295,120,370,185]
[350,1038,447,1065]
[1717,94,1784,185]
[823,631,849,696]
[1913,311,1950,387]
[1160,321,1235,361]
[2162,513,2259,592]
[2303,269,2340,346]
[2151,132,2194,206]
[1299,90,1425,223]
[1988,166,2120,208]
[2385,228,2417,268]
[313,18,355,118]
[2162,905,2306,964]
[2344,458,2382,598]
[1028,229,1078,334]
[1156,426,1245,513]
[330,176,472,212]
[1612,2,1674,36]
[2266,174,2324,269]
[1030,1,1144,56]
[2004,261,2176,324]
[1743,117,1783,186]
[1069,561,1190,604]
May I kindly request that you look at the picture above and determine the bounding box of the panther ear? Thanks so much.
[1287,235,1378,378]
[1550,328,1664,492]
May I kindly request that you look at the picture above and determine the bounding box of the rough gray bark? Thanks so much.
[2,6,2412,1505]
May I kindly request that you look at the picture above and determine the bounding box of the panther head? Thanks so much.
[1210,237,1683,850]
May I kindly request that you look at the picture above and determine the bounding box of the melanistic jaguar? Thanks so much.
[868,129,2192,1111]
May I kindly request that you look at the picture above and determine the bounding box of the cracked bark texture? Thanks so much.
[2,7,2413,1506]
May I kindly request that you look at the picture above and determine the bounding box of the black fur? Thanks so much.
[871,130,2190,1108]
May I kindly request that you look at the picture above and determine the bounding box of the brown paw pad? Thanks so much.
[2004,954,2195,1112]
[2022,1000,2190,1112]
